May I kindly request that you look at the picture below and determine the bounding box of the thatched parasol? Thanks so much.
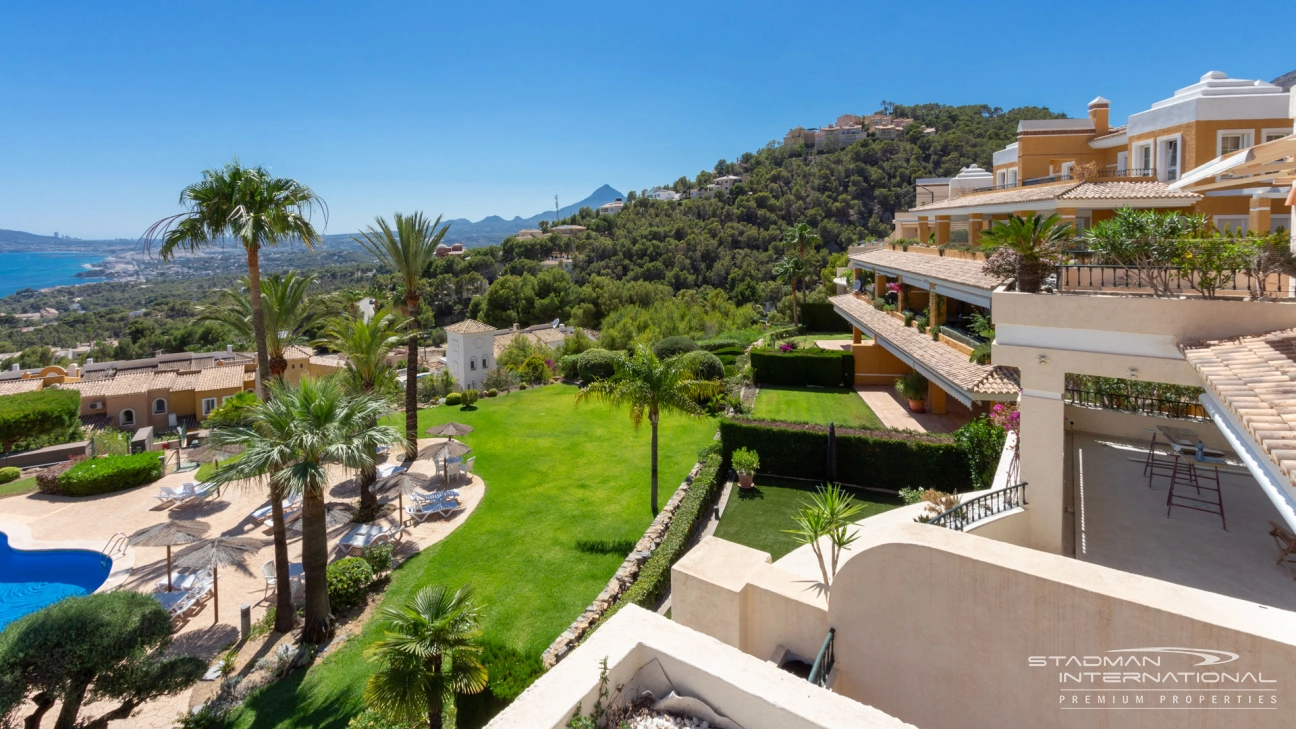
[128,520,210,592]
[420,441,472,485]
[286,502,357,533]
[374,471,431,525]
[425,422,474,440]
[173,536,262,625]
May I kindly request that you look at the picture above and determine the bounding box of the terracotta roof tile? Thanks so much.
[283,345,314,360]
[194,366,247,392]
[445,319,498,335]
[0,379,42,395]
[910,180,1199,213]
[831,294,1019,397]
[850,249,998,291]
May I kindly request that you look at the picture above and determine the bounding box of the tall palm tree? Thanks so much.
[783,222,822,306]
[364,585,488,729]
[319,307,410,512]
[980,213,1073,293]
[197,272,338,380]
[773,255,809,327]
[354,213,450,460]
[576,346,722,514]
[207,378,401,643]
[142,161,326,395]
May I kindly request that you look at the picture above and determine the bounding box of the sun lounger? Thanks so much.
[153,590,192,617]
[187,481,219,505]
[155,568,212,593]
[377,462,409,479]
[252,495,302,523]
[411,489,459,504]
[404,499,460,524]
[337,524,404,556]
[154,485,188,504]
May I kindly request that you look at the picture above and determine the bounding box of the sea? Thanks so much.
[0,251,109,299]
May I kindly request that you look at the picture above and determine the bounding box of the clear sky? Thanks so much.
[1,1,1290,240]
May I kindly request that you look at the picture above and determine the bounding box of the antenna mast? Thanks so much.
[555,194,559,220]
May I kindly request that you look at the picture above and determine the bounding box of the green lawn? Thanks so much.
[0,476,37,499]
[753,385,884,429]
[231,384,716,728]
[713,476,903,560]
[784,332,857,348]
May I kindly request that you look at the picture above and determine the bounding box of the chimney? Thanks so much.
[226,344,234,353]
[68,363,79,377]
[86,357,94,365]
[1087,96,1111,137]
[512,323,519,332]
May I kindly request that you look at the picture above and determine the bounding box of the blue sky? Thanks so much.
[1,1,1290,240]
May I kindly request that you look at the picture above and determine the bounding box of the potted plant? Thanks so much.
[895,371,928,413]
[731,447,760,489]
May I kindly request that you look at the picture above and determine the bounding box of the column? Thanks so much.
[967,214,984,248]
[935,215,951,246]
[896,278,908,312]
[1249,195,1272,234]
[927,382,947,415]
[1057,207,1078,233]
[928,290,947,327]
[1016,366,1066,554]
[852,326,862,345]
[874,272,887,303]
[917,217,930,244]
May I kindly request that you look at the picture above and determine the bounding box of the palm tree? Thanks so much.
[197,272,338,380]
[142,161,326,395]
[354,213,450,460]
[319,307,410,512]
[783,222,822,306]
[576,346,722,514]
[363,585,488,729]
[980,214,1073,293]
[207,378,401,643]
[773,255,809,327]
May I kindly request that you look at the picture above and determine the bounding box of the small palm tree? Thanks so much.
[773,255,809,326]
[364,585,488,729]
[142,161,326,394]
[785,484,863,587]
[980,214,1073,293]
[319,307,410,512]
[208,378,401,643]
[197,272,338,380]
[354,213,451,460]
[576,346,722,514]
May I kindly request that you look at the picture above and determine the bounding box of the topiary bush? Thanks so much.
[0,466,20,485]
[558,354,580,381]
[678,350,724,381]
[461,389,480,408]
[444,392,463,406]
[652,336,698,360]
[326,557,373,611]
[698,338,741,352]
[487,388,499,397]
[577,348,619,382]
[58,452,165,497]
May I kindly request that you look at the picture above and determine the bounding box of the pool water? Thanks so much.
[0,531,111,629]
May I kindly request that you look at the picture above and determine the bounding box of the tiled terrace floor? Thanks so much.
[854,385,976,433]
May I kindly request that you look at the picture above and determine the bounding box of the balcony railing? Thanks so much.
[927,483,1027,531]
[937,324,985,349]
[1064,389,1209,421]
[808,627,836,688]
[1054,264,1293,299]
[970,168,1157,193]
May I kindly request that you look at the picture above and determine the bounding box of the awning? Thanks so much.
[1171,134,1296,192]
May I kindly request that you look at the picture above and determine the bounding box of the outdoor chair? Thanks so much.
[186,481,219,505]
[377,462,409,479]
[153,590,195,618]
[464,457,476,479]
[154,568,211,593]
[262,560,277,597]
[1270,521,1296,580]
[405,499,459,524]
[412,489,459,504]
[252,495,302,523]
[154,485,187,505]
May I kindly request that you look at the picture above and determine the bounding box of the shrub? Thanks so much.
[35,461,74,495]
[326,557,373,611]
[558,354,580,380]
[718,419,968,492]
[953,416,1007,490]
[577,348,619,382]
[0,466,20,484]
[360,542,395,575]
[516,354,552,385]
[346,709,425,729]
[0,388,81,453]
[698,338,740,352]
[445,392,463,406]
[652,336,698,359]
[487,388,499,397]
[461,389,480,408]
[731,447,759,475]
[895,371,928,401]
[58,452,165,497]
[872,296,887,310]
[749,349,853,388]
[483,365,519,393]
[798,302,851,333]
[519,382,527,390]
[678,350,724,381]
[456,641,544,728]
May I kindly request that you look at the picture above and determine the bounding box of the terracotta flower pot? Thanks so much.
[738,473,754,489]
[908,399,926,413]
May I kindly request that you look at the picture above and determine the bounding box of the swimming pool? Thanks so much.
[0,531,112,629]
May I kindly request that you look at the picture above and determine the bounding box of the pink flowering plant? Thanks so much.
[886,282,901,294]
[990,402,1019,433]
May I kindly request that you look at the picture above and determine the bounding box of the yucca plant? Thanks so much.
[785,484,864,586]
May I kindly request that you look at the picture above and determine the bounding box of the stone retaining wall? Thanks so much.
[541,460,704,668]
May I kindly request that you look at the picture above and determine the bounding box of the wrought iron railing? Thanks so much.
[1054,264,1292,298]
[1064,389,1208,421]
[928,483,1027,531]
[808,627,836,688]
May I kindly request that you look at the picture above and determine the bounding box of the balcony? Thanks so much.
[970,167,1157,193]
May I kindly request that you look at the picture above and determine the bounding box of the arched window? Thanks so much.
[153,398,167,414]
[120,409,135,427]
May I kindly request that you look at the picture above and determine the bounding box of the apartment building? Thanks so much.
[894,71,1293,241]
[646,187,681,201]
[443,319,588,391]
[597,198,625,214]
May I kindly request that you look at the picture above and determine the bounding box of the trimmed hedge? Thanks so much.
[0,388,80,452]
[698,338,740,352]
[799,302,852,333]
[750,349,853,388]
[577,348,619,381]
[718,419,969,492]
[0,466,19,484]
[679,350,724,381]
[604,452,723,621]
[57,452,165,496]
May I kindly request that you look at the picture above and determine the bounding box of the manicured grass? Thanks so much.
[785,332,857,348]
[0,476,37,499]
[753,385,884,429]
[713,476,902,560]
[195,454,241,482]
[231,384,716,728]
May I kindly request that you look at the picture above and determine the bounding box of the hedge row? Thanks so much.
[602,452,723,621]
[58,452,165,496]
[718,419,969,492]
[750,349,854,388]
[798,301,852,333]
[0,389,80,452]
